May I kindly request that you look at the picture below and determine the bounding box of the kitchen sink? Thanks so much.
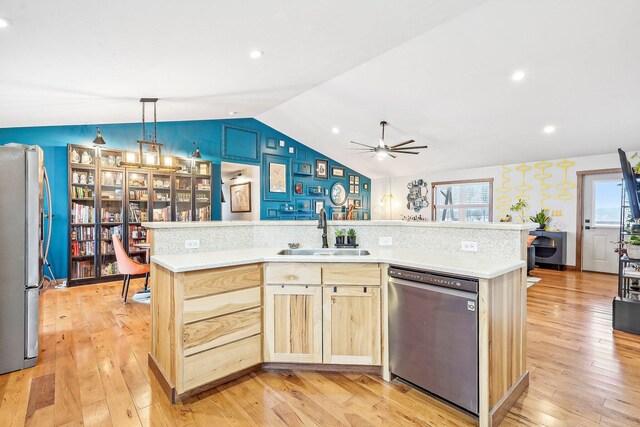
[277,249,371,256]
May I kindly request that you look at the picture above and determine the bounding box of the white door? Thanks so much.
[582,173,622,273]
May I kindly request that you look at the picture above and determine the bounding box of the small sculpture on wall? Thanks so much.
[406,179,429,212]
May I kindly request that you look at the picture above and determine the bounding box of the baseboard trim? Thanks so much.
[148,353,176,403]
[262,362,382,375]
[489,371,529,427]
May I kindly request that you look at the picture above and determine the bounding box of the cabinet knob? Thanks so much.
[332,298,336,304]
[288,274,297,281]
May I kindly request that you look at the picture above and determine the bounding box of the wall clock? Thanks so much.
[330,182,347,205]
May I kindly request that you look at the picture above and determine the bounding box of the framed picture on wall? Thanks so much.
[269,163,286,193]
[314,200,325,214]
[294,181,303,195]
[262,153,292,201]
[296,199,312,212]
[230,182,251,213]
[363,183,369,191]
[331,167,345,178]
[316,159,328,179]
[349,175,356,184]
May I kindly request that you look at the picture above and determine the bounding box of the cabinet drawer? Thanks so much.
[183,264,262,299]
[265,263,321,285]
[322,263,381,286]
[183,334,261,391]
[183,307,261,356]
[184,286,261,324]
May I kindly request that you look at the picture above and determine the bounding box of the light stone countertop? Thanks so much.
[142,219,538,231]
[151,246,526,279]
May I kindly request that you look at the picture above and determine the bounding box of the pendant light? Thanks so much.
[191,141,201,159]
[92,127,107,145]
[118,98,180,171]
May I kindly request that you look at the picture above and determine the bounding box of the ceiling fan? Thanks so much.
[350,121,427,159]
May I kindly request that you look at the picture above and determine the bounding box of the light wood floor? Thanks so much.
[1,269,640,426]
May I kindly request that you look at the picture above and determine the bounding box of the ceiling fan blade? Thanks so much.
[388,153,397,159]
[348,148,374,151]
[390,150,420,155]
[390,139,415,149]
[350,141,377,149]
[396,144,429,149]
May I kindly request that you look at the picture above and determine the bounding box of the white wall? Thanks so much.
[372,151,638,266]
[221,162,261,221]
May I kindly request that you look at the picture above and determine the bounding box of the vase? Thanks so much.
[336,236,345,245]
[347,236,357,246]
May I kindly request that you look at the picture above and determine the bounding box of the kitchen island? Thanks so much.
[144,221,534,427]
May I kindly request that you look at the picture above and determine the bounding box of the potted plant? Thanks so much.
[529,208,550,230]
[335,229,345,245]
[347,228,357,246]
[509,199,528,223]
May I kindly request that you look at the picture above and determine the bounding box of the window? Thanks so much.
[432,179,493,222]
[593,179,621,227]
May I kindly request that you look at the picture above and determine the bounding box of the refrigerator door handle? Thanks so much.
[43,167,52,263]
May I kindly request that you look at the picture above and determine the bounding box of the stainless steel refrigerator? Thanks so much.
[0,144,46,374]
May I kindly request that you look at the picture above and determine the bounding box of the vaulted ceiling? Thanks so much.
[2,0,639,178]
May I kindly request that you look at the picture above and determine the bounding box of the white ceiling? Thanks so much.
[2,0,640,179]
[0,0,484,127]
[259,0,640,177]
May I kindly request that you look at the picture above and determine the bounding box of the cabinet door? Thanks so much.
[264,285,322,363]
[323,286,381,365]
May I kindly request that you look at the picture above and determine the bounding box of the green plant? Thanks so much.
[632,152,640,173]
[347,228,357,237]
[529,208,550,227]
[509,199,528,222]
[509,199,527,212]
[335,229,345,237]
[629,235,640,246]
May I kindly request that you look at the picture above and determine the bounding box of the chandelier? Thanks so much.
[118,98,181,171]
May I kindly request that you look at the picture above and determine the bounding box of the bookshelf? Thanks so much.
[67,146,213,285]
[68,145,98,282]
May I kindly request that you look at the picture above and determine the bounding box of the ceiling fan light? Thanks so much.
[376,150,388,160]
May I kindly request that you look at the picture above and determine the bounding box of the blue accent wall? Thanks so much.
[0,118,371,280]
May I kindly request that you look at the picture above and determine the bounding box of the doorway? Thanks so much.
[578,170,622,274]
[221,162,261,221]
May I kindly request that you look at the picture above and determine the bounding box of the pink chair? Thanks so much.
[113,235,150,303]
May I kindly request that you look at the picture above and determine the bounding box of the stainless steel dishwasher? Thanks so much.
[388,265,479,415]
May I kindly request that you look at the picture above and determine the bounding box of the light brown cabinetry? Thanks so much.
[264,285,323,363]
[323,286,381,365]
[264,263,382,366]
[150,263,263,402]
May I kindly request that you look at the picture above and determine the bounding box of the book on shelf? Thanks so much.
[100,240,115,255]
[129,202,141,222]
[153,207,170,221]
[101,225,123,240]
[177,210,192,222]
[71,203,95,223]
[197,206,210,221]
[71,226,94,241]
[71,241,94,257]
[101,209,122,222]
[72,260,94,279]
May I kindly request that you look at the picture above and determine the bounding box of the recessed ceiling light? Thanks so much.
[249,50,263,59]
[228,111,238,116]
[331,127,340,134]
[543,125,556,134]
[511,70,526,82]
[0,17,10,28]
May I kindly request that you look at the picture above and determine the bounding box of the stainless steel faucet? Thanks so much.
[317,208,328,248]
